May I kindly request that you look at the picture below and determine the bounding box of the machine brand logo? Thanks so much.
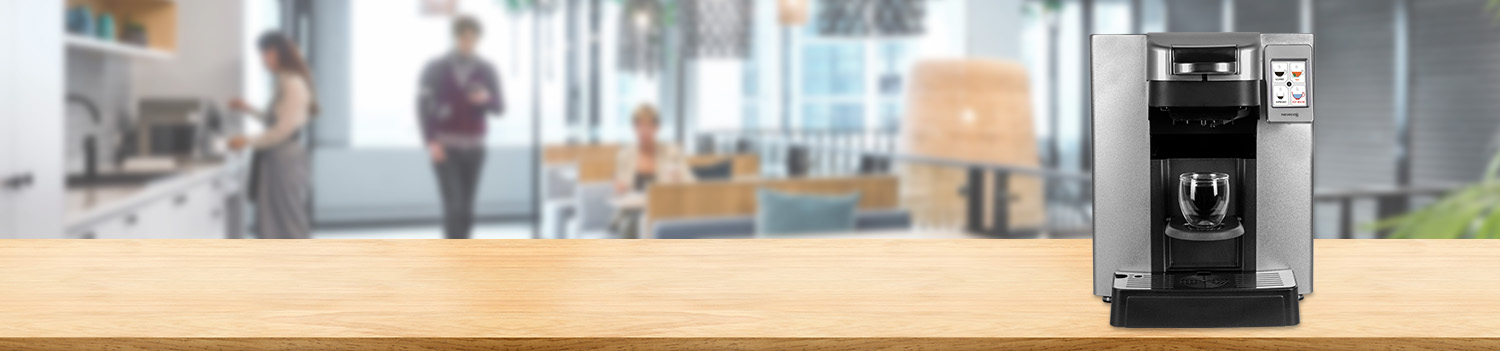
[1280,113,1301,118]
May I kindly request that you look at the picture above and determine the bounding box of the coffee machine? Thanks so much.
[1091,33,1313,328]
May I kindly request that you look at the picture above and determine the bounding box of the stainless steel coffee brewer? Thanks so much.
[1091,33,1313,328]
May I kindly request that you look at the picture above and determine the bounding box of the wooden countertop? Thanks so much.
[0,239,1497,350]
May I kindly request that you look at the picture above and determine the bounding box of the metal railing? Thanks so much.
[695,129,1094,238]
[1313,184,1460,239]
[699,132,1478,239]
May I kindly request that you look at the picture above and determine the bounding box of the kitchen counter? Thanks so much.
[0,239,1496,350]
[64,155,248,236]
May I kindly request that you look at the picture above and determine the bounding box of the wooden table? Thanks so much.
[1,239,1497,350]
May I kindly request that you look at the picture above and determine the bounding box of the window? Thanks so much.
[791,1,918,134]
[876,42,908,131]
[347,0,544,147]
[741,59,759,130]
[692,0,939,136]
[242,0,280,115]
[799,42,866,131]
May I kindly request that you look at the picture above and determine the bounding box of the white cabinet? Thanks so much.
[71,172,237,240]
[88,212,141,240]
[0,0,15,237]
[0,0,65,238]
[147,178,231,239]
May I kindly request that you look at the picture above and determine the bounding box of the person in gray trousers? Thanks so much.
[418,16,505,239]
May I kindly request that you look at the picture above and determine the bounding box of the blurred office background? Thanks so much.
[7,0,1500,239]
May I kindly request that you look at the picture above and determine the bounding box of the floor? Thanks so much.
[314,222,536,239]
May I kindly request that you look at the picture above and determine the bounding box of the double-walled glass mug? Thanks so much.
[1178,172,1231,230]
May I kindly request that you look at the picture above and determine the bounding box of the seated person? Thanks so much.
[615,104,695,195]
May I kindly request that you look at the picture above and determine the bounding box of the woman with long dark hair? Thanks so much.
[227,31,319,239]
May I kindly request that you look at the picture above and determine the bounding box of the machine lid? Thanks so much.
[1147,32,1262,82]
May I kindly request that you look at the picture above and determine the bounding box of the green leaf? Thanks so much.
[1373,185,1478,239]
[1476,204,1500,239]
[1489,0,1500,24]
[1368,150,1500,239]
[1484,145,1500,183]
[1044,0,1063,13]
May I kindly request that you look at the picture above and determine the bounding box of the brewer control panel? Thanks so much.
[1270,60,1308,108]
[1264,44,1313,123]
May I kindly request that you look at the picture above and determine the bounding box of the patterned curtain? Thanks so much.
[816,0,926,37]
[682,0,755,59]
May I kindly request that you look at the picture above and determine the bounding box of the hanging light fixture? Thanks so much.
[423,0,459,16]
[617,0,665,75]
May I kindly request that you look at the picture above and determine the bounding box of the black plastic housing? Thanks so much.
[1149,80,1263,108]
[1110,273,1299,328]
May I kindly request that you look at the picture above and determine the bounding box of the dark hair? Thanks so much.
[257,31,320,115]
[454,15,483,37]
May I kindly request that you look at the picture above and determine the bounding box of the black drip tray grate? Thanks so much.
[1113,270,1297,290]
[1178,275,1231,289]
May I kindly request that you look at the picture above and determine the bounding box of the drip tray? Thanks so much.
[1164,217,1245,241]
[1109,270,1300,328]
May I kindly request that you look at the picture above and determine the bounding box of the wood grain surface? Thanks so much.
[1,239,1498,350]
[544,144,760,183]
[685,154,761,179]
[541,144,621,183]
[645,176,900,222]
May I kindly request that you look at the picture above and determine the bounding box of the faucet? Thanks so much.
[67,93,101,181]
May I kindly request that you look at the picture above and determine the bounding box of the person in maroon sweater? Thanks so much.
[418,16,504,239]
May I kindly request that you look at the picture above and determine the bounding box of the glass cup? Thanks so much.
[1178,172,1231,230]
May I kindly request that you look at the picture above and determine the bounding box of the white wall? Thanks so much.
[133,0,245,100]
[65,50,135,175]
[243,0,280,120]
[965,0,1023,60]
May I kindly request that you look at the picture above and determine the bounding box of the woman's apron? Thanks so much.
[247,99,312,239]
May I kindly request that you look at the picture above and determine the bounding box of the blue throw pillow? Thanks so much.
[756,189,860,236]
[692,159,734,180]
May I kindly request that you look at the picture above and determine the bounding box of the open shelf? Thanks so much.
[65,0,177,57]
[65,35,172,60]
